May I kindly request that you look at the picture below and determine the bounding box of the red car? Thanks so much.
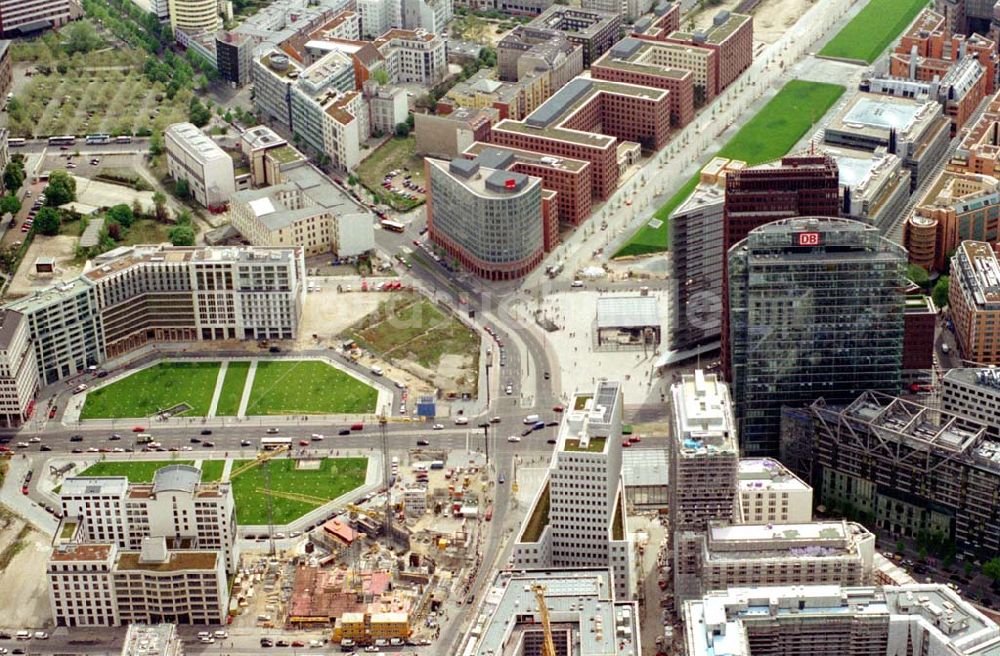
[298,439,309,446]
[21,485,28,495]
[131,426,145,432]
[290,642,305,648]
[621,440,631,447]
[552,405,564,413]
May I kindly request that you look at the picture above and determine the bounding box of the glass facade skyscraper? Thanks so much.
[727,217,906,456]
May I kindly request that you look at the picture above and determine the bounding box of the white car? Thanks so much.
[86,447,99,453]
[16,442,28,448]
[213,631,228,639]
[507,435,521,442]
[199,637,215,644]
[505,385,513,395]
[28,436,40,442]
[571,279,584,287]
[308,640,323,648]
[311,433,324,441]
[181,446,193,451]
[432,424,444,430]
[454,416,469,425]
[112,447,125,452]
[266,427,280,434]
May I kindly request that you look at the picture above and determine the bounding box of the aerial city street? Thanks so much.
[2,0,1000,654]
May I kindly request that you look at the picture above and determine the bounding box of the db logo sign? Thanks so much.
[797,232,820,247]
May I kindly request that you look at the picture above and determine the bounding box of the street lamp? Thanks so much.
[485,362,491,408]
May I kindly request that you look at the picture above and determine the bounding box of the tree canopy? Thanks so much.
[44,170,77,206]
[35,207,61,235]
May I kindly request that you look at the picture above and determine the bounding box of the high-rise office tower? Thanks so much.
[721,155,841,377]
[727,216,906,456]
[511,381,632,600]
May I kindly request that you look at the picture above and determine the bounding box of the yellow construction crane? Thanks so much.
[532,584,556,656]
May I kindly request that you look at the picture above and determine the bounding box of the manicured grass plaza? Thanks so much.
[215,361,251,417]
[79,460,195,482]
[229,457,368,525]
[80,359,378,419]
[77,456,368,525]
[615,80,845,258]
[819,0,931,64]
[245,360,378,416]
[80,362,222,419]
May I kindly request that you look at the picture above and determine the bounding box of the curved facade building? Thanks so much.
[426,155,551,280]
[168,0,221,34]
[904,214,939,271]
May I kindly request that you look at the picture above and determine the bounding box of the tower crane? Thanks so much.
[532,584,556,656]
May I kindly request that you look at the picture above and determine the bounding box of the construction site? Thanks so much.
[228,445,492,649]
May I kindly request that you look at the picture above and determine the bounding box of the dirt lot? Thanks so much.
[0,508,54,629]
[297,284,402,347]
[685,0,815,43]
[296,285,438,399]
[6,235,82,299]
[345,294,480,397]
[753,0,817,43]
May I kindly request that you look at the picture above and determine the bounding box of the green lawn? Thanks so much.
[245,361,378,416]
[76,456,366,524]
[199,460,226,483]
[80,361,222,419]
[215,361,251,416]
[614,80,845,258]
[229,457,368,525]
[819,0,930,63]
[80,460,195,482]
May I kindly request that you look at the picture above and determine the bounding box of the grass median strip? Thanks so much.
[615,80,845,258]
[819,0,930,63]
[215,361,251,417]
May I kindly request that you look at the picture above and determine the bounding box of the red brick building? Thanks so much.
[723,155,841,252]
[463,142,592,228]
[663,11,753,96]
[0,41,10,103]
[721,155,841,377]
[630,1,680,40]
[903,294,937,371]
[883,8,997,135]
[591,39,695,127]
[490,77,670,200]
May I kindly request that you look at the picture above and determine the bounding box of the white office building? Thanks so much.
[357,0,402,38]
[6,246,305,384]
[164,123,236,209]
[58,466,239,573]
[942,367,1000,439]
[737,458,813,524]
[129,0,170,19]
[461,569,641,656]
[683,584,1000,656]
[229,163,375,257]
[674,519,876,601]
[669,370,739,534]
[0,309,39,428]
[401,0,452,33]
[121,623,185,656]
[366,84,409,135]
[48,539,229,627]
[374,29,447,85]
[512,381,633,600]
